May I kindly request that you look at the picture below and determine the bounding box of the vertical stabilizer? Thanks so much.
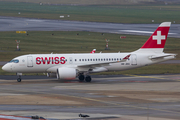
[135,22,171,53]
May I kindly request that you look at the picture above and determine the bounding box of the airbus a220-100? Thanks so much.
[2,22,176,82]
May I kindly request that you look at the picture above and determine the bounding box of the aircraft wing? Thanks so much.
[46,54,131,73]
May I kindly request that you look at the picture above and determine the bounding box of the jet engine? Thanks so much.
[57,67,77,80]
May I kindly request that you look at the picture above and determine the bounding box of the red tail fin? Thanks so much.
[141,22,171,49]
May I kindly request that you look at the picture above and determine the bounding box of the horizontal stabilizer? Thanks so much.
[149,54,176,60]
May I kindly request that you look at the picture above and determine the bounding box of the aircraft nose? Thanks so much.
[2,64,12,72]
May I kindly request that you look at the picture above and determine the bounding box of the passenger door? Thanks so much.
[27,56,33,67]
[131,54,137,65]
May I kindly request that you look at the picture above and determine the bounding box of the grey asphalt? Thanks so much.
[0,16,180,38]
[0,74,180,120]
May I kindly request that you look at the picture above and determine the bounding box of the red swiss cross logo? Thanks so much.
[141,26,170,48]
[152,31,166,45]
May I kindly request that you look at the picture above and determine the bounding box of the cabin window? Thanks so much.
[79,59,81,61]
[14,60,19,63]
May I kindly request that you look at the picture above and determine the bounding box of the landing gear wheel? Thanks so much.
[85,76,91,82]
[17,78,21,82]
[78,75,85,82]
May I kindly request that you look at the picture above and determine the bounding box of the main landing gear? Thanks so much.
[78,74,85,82]
[16,73,22,82]
[17,77,21,82]
[78,73,91,82]
[85,75,91,82]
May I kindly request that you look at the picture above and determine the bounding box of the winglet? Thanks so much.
[119,54,131,62]
[90,49,96,53]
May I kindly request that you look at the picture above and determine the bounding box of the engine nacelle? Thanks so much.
[57,67,76,80]
[47,73,57,78]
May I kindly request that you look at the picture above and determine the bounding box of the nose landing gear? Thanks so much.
[17,77,21,82]
[16,73,22,82]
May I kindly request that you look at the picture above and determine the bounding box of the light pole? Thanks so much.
[15,40,20,51]
[105,39,110,50]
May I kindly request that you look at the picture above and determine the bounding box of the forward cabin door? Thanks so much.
[27,56,33,67]
[131,54,137,65]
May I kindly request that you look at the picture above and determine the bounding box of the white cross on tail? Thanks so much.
[152,31,165,44]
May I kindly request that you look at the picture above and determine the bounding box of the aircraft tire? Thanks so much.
[17,78,21,82]
[85,76,91,82]
[78,75,85,82]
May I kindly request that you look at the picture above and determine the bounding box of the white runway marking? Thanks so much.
[120,30,177,35]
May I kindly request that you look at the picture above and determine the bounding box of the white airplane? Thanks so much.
[2,22,176,82]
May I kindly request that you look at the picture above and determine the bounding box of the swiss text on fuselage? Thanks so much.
[36,57,66,65]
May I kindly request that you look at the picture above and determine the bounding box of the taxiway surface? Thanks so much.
[0,74,180,120]
[0,16,180,38]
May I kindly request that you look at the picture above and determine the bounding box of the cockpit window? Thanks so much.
[9,59,19,63]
